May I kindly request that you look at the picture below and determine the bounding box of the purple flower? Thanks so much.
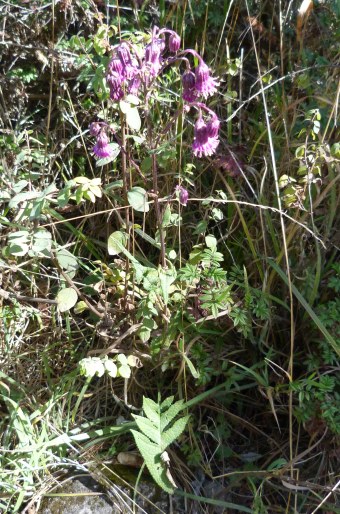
[145,40,163,77]
[206,114,220,138]
[93,131,113,159]
[169,32,181,53]
[194,61,218,98]
[192,115,219,158]
[108,57,124,77]
[128,74,141,95]
[176,185,189,206]
[182,71,198,103]
[107,73,124,101]
[89,122,101,137]
[117,42,132,67]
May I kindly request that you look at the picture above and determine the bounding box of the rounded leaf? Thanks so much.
[108,231,128,255]
[57,288,78,312]
[128,187,149,213]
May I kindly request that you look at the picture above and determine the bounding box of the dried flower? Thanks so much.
[169,32,181,53]
[182,70,198,103]
[176,185,189,206]
[93,131,113,158]
[192,114,219,158]
[194,60,218,98]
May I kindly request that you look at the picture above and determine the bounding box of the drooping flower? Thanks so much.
[128,74,141,95]
[175,185,189,206]
[182,70,198,103]
[145,39,163,77]
[107,73,124,101]
[93,131,113,159]
[169,32,181,53]
[206,114,220,138]
[89,122,101,137]
[194,60,218,98]
[192,114,219,158]
[117,42,132,67]
[108,57,124,77]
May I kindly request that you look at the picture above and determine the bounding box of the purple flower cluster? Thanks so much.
[106,26,182,101]
[90,27,221,160]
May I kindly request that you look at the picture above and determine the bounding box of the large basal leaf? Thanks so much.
[161,415,190,448]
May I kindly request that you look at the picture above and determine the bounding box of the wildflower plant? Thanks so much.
[90,26,220,265]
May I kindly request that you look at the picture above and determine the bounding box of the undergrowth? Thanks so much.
[0,1,339,513]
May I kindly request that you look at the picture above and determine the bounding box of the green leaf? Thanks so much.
[130,430,175,494]
[56,248,79,277]
[108,231,128,255]
[205,235,217,250]
[30,229,52,257]
[96,143,120,166]
[7,230,30,256]
[183,354,200,379]
[158,267,176,305]
[160,400,185,432]
[126,106,141,131]
[104,359,118,378]
[56,288,78,312]
[128,187,149,213]
[133,414,161,445]
[117,364,131,378]
[162,415,190,448]
[143,397,160,425]
[74,301,88,314]
[130,395,189,494]
[79,357,105,378]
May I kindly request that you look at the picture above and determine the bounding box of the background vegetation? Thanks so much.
[0,0,339,512]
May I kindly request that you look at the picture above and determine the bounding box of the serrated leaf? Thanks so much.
[56,288,78,312]
[133,414,161,445]
[130,430,175,494]
[143,397,160,425]
[162,415,190,448]
[160,400,185,431]
[160,396,174,409]
[126,106,141,131]
[127,187,149,213]
[108,231,128,255]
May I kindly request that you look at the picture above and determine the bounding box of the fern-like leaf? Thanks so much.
[131,395,190,493]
